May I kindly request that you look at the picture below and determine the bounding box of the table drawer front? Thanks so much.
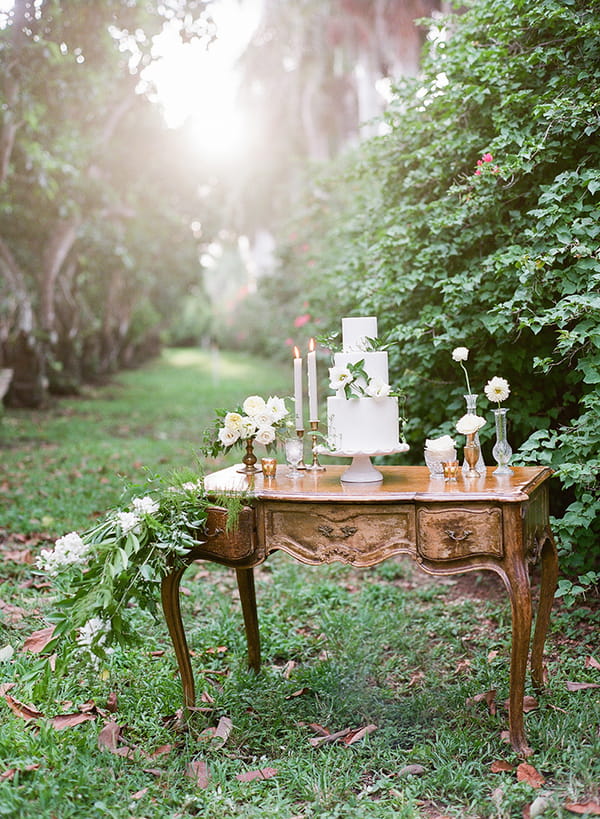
[417,505,503,560]
[262,503,416,566]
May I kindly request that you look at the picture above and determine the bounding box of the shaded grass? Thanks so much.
[0,350,599,818]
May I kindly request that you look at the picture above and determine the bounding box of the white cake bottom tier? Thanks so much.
[326,396,400,453]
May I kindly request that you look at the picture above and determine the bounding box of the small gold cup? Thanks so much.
[442,460,459,481]
[261,457,277,478]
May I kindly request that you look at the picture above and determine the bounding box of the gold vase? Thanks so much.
[237,437,261,474]
[463,433,480,478]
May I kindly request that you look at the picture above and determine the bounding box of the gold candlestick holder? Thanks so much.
[296,429,307,469]
[307,420,325,471]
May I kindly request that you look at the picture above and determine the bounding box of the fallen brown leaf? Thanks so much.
[3,693,44,721]
[566,681,600,691]
[490,760,514,773]
[22,626,56,654]
[235,767,277,782]
[106,692,118,713]
[186,759,210,788]
[97,720,135,758]
[516,762,545,789]
[52,712,96,730]
[467,689,497,716]
[564,800,600,815]
[285,687,311,699]
[309,728,352,747]
[131,788,148,800]
[150,743,173,759]
[344,724,377,745]
[0,683,15,696]
[503,695,539,713]
[214,716,232,744]
[0,763,39,782]
[584,656,600,670]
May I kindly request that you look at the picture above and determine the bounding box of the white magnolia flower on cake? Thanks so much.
[255,426,276,446]
[224,412,243,432]
[329,365,353,391]
[116,511,141,534]
[425,434,456,453]
[365,377,391,398]
[242,395,267,417]
[37,531,90,574]
[131,496,159,516]
[452,347,469,362]
[484,376,510,405]
[456,413,486,436]
[266,395,288,422]
[218,426,241,447]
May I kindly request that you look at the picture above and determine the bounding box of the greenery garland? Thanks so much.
[38,472,247,662]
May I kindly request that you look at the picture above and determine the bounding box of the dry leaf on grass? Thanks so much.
[235,767,277,782]
[106,692,118,713]
[97,721,137,759]
[516,762,545,788]
[467,689,497,715]
[0,764,40,782]
[566,681,600,691]
[3,693,44,721]
[285,687,311,699]
[584,656,600,670]
[21,626,56,654]
[52,711,96,730]
[131,788,148,800]
[490,760,514,773]
[502,696,539,713]
[186,759,210,788]
[564,800,600,815]
[306,723,377,747]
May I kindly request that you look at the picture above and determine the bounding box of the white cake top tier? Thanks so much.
[342,317,378,352]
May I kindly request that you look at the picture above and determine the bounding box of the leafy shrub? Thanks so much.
[254,0,600,588]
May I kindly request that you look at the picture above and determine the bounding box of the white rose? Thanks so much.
[484,376,510,404]
[266,396,288,422]
[365,377,391,398]
[242,395,266,417]
[254,409,276,428]
[224,412,243,431]
[132,496,159,515]
[329,366,353,391]
[456,413,486,435]
[255,426,276,445]
[218,426,240,447]
[425,435,457,453]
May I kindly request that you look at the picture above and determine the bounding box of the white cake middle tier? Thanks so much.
[326,395,400,453]
[333,351,389,393]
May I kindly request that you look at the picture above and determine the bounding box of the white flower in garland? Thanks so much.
[484,376,511,406]
[116,511,140,534]
[37,531,90,574]
[132,496,159,516]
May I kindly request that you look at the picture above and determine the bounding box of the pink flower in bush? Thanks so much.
[482,152,493,162]
[294,313,311,328]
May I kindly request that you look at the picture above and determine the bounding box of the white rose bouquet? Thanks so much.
[203,394,290,457]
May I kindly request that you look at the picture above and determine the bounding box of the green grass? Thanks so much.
[1,349,599,818]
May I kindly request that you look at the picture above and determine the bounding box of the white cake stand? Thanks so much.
[315,443,410,483]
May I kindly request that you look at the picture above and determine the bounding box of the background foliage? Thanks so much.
[235,0,600,588]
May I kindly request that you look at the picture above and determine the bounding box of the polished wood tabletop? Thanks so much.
[203,463,553,503]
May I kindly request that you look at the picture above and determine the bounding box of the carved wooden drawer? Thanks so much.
[189,506,259,564]
[260,502,416,566]
[417,505,503,561]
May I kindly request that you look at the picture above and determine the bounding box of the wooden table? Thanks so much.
[161,465,558,755]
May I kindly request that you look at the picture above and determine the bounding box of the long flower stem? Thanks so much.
[460,363,472,396]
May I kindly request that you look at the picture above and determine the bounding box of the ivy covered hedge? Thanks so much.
[247,0,600,591]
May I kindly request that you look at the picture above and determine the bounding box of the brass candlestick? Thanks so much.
[307,420,325,471]
[296,429,307,469]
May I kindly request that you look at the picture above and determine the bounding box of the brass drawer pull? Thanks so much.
[445,528,472,542]
[317,525,358,540]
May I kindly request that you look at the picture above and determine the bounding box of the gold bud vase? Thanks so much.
[463,433,480,478]
[237,437,261,474]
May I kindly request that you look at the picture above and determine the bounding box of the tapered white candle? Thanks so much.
[293,346,304,430]
[307,337,318,422]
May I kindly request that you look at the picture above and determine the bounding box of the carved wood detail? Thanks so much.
[417,505,503,560]
[261,502,416,566]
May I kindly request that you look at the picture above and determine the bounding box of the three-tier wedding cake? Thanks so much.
[326,316,401,453]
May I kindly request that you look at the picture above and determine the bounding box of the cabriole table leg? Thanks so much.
[531,531,559,690]
[161,565,196,708]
